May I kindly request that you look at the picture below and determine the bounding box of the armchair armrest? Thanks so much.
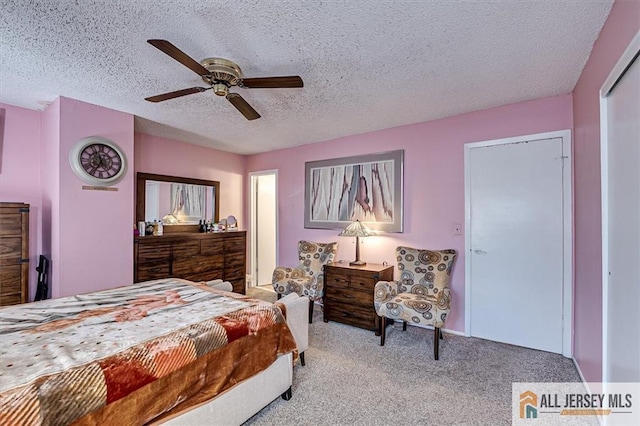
[374,280,400,313]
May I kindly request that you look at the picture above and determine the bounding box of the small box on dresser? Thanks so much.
[323,262,394,331]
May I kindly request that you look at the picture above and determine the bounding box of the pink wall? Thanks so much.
[56,97,135,297]
[0,103,43,299]
[247,94,573,333]
[135,133,246,227]
[571,0,640,383]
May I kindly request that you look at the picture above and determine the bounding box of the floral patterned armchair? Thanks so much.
[272,240,338,323]
[374,246,457,360]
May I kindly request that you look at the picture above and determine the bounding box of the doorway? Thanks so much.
[600,32,640,384]
[249,171,277,289]
[464,130,572,356]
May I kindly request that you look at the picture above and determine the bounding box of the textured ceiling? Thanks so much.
[0,1,613,155]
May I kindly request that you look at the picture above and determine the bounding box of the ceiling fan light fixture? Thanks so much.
[213,82,229,96]
[145,40,303,120]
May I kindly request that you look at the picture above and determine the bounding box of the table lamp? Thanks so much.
[339,220,376,266]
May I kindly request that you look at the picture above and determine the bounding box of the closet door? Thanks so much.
[601,34,640,383]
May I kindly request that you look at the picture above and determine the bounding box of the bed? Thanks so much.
[0,278,307,425]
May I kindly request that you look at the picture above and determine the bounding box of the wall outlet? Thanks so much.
[452,223,462,235]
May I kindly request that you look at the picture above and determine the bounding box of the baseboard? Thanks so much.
[572,358,607,426]
[572,356,591,389]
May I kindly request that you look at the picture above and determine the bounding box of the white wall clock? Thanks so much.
[69,136,127,186]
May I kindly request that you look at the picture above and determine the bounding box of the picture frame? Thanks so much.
[304,150,404,232]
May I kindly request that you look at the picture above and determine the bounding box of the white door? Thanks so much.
[601,33,640,383]
[250,172,277,288]
[466,132,571,355]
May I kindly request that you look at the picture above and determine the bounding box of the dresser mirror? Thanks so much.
[136,172,220,233]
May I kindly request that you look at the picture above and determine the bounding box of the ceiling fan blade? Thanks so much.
[145,87,209,103]
[240,76,304,89]
[147,39,210,76]
[226,93,261,120]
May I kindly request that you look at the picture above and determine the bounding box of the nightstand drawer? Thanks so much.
[326,285,373,307]
[326,273,349,286]
[349,276,376,292]
[324,301,377,330]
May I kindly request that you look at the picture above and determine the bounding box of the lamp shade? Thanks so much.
[338,220,376,237]
[339,220,375,266]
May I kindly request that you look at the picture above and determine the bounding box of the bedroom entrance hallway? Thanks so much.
[249,171,278,290]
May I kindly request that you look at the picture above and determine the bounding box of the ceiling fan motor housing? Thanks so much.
[201,58,242,96]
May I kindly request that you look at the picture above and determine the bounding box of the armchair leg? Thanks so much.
[402,321,407,331]
[433,327,440,360]
[300,352,305,366]
[439,328,443,340]
[379,316,386,346]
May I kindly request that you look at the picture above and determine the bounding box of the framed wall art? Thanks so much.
[304,150,404,232]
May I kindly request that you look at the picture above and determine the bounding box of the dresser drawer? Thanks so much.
[137,243,171,262]
[172,240,200,258]
[201,239,224,255]
[0,293,21,306]
[224,265,245,280]
[0,267,21,295]
[0,237,21,261]
[225,253,245,268]
[173,255,223,276]
[0,214,22,236]
[0,265,21,286]
[228,278,246,294]
[137,261,171,281]
[224,236,245,253]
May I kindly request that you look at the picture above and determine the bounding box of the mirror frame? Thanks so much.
[136,172,221,233]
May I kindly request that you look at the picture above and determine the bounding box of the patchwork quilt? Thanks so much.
[0,278,296,425]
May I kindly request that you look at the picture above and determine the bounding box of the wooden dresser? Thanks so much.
[323,262,394,331]
[0,202,29,306]
[134,231,247,294]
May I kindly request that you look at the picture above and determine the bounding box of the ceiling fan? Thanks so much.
[144,39,304,120]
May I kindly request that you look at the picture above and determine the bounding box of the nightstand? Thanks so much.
[323,262,394,331]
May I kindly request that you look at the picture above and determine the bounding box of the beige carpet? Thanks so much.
[244,309,583,425]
